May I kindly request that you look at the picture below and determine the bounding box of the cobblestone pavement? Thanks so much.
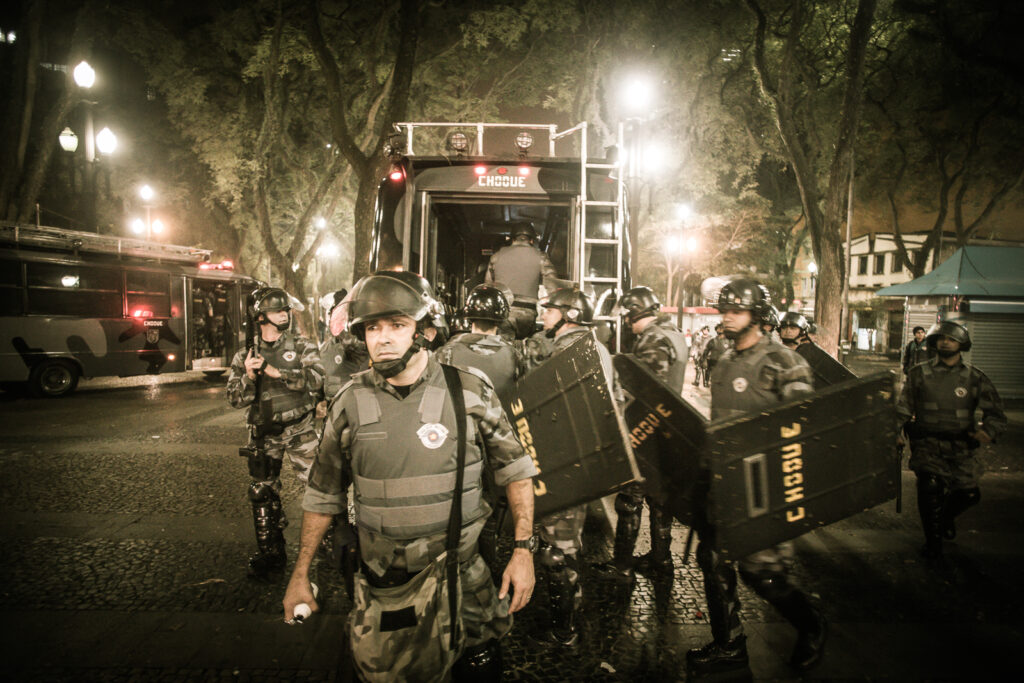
[1,361,1023,682]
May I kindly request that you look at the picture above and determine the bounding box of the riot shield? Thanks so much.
[707,371,898,560]
[613,353,708,526]
[796,342,857,388]
[509,332,640,518]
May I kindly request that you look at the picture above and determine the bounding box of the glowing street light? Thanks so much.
[139,184,155,202]
[96,127,117,155]
[621,74,655,115]
[59,127,78,152]
[675,203,694,221]
[151,219,165,235]
[73,61,96,89]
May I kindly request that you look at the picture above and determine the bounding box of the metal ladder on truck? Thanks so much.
[551,122,627,351]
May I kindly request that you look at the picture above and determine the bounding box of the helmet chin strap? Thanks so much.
[373,333,429,378]
[936,347,959,359]
[545,316,567,338]
[260,312,291,332]
[724,319,759,341]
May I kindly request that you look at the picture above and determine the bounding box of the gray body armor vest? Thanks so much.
[710,339,787,420]
[439,333,518,407]
[637,319,689,393]
[344,367,486,540]
[911,361,982,434]
[490,243,546,303]
[321,334,369,401]
[257,333,315,424]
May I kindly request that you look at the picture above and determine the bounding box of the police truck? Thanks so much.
[371,121,631,347]
[0,223,260,397]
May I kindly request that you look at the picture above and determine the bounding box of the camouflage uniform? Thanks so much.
[320,330,369,403]
[227,330,324,573]
[896,355,1006,555]
[698,336,822,648]
[486,242,558,339]
[304,357,536,669]
[610,315,688,578]
[701,334,730,387]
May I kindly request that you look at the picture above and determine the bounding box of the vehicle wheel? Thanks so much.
[203,370,227,379]
[28,360,80,398]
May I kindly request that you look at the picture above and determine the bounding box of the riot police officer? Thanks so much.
[283,272,538,680]
[688,278,826,675]
[523,287,623,647]
[437,284,521,408]
[485,222,559,339]
[319,288,369,404]
[227,287,325,578]
[761,305,780,339]
[778,311,855,388]
[593,286,687,583]
[896,320,1006,566]
[437,284,523,574]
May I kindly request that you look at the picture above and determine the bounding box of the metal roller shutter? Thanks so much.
[968,315,1024,400]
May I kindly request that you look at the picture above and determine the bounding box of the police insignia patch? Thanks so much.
[955,386,967,398]
[283,350,297,362]
[732,377,749,393]
[416,423,449,449]
[334,354,343,365]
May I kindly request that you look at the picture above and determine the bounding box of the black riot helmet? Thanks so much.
[716,277,771,339]
[254,287,292,331]
[762,305,780,331]
[543,287,594,337]
[716,278,771,316]
[510,222,537,243]
[779,311,810,335]
[347,271,447,377]
[464,284,510,323]
[926,320,971,352]
[618,286,661,324]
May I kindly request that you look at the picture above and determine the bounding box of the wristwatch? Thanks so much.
[513,535,539,553]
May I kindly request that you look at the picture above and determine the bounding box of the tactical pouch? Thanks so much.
[348,551,464,682]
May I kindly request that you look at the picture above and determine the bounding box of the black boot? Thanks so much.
[770,591,827,671]
[686,635,749,674]
[592,493,641,583]
[941,487,980,540]
[248,482,287,578]
[636,505,674,577]
[916,474,947,565]
[531,550,581,647]
[452,639,502,681]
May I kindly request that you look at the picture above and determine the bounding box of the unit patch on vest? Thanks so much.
[954,386,967,398]
[416,423,449,449]
[732,377,749,393]
[335,354,343,365]
[283,350,297,362]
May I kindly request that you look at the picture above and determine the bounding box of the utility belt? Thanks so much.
[511,301,538,310]
[905,423,979,448]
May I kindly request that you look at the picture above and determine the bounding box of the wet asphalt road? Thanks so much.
[1,363,1023,681]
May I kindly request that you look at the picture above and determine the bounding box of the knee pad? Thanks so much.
[614,492,643,516]
[916,473,944,497]
[248,481,281,504]
[247,450,283,481]
[537,543,566,571]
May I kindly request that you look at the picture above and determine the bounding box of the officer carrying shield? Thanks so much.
[688,278,827,675]
[778,311,855,388]
[593,286,687,583]
[485,222,559,339]
[283,271,538,681]
[227,287,325,578]
[896,320,1006,567]
[522,287,623,647]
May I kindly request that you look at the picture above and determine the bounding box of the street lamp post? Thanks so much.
[64,61,117,232]
[131,185,164,241]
